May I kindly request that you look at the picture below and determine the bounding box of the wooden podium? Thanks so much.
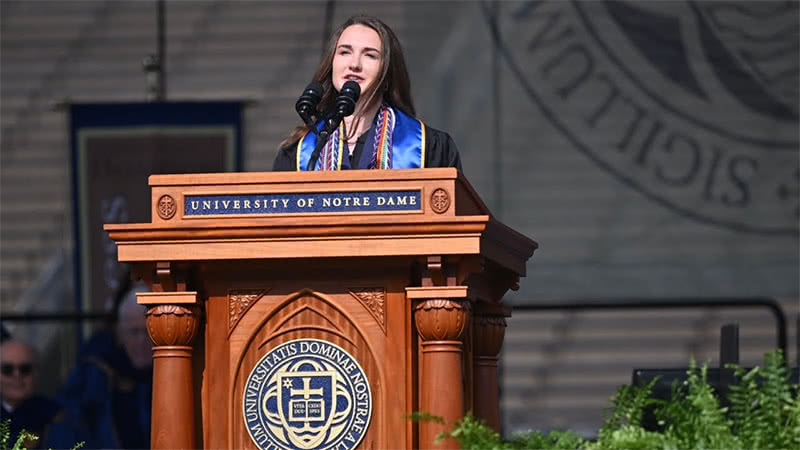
[105,168,536,450]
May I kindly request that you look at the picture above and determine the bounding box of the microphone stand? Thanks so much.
[305,80,358,170]
[306,128,330,171]
[306,115,352,171]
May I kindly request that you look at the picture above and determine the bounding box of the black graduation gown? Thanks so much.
[1,395,60,447]
[272,124,463,172]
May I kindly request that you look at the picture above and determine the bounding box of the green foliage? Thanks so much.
[435,413,510,450]
[507,429,585,450]
[418,349,799,449]
[407,411,446,425]
[598,377,660,431]
[0,419,84,450]
[726,349,800,450]
[426,413,586,450]
[1,419,39,450]
[585,377,672,450]
[655,362,739,449]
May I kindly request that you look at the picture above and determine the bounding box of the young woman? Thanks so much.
[273,15,462,171]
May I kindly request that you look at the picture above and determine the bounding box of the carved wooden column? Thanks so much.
[472,302,509,432]
[137,291,200,450]
[407,286,471,449]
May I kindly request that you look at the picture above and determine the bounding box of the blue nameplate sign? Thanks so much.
[185,190,421,216]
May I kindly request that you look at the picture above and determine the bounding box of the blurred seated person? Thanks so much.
[47,281,152,449]
[0,339,60,448]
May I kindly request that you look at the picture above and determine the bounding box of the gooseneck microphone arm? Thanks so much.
[305,80,360,171]
[306,126,332,171]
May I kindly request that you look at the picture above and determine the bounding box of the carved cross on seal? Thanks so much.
[430,188,450,214]
[157,194,177,220]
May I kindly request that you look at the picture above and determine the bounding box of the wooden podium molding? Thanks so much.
[106,168,537,450]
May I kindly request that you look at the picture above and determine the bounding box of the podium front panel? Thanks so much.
[200,258,415,449]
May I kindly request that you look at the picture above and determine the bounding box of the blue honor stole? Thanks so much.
[296,105,426,171]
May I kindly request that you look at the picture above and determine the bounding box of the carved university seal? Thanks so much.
[243,339,372,450]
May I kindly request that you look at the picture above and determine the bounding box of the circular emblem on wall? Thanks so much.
[495,1,798,235]
[243,338,372,450]
[157,195,176,220]
[430,188,451,214]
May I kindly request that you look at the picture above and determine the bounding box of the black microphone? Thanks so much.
[295,81,323,128]
[322,80,361,136]
[334,80,360,118]
[307,81,361,171]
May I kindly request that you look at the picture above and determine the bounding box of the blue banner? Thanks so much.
[70,101,242,331]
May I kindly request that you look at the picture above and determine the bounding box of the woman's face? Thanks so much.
[332,24,383,96]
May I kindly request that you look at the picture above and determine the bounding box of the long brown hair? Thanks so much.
[279,15,415,150]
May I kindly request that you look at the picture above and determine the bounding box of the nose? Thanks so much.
[348,54,362,71]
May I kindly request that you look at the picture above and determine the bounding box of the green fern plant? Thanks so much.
[416,349,798,450]
[435,412,509,450]
[726,349,800,449]
[584,377,671,450]
[656,362,740,449]
[507,429,585,450]
[432,413,586,450]
[0,419,85,450]
[1,419,39,450]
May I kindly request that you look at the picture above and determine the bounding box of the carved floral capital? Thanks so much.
[414,299,471,341]
[472,314,506,357]
[146,304,201,346]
